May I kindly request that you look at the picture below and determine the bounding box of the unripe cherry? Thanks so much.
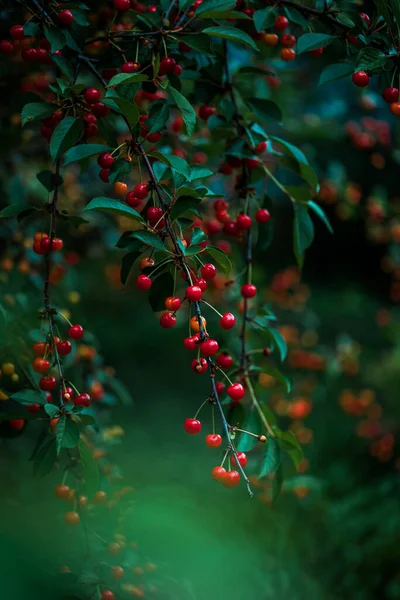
[184,418,201,434]
[68,324,84,340]
[186,285,202,302]
[200,263,216,279]
[191,357,208,373]
[264,33,279,46]
[206,434,222,448]
[136,274,152,290]
[241,283,257,298]
[220,312,236,330]
[200,339,219,357]
[227,382,245,401]
[255,208,271,223]
[160,312,176,328]
[217,352,233,369]
[230,452,247,468]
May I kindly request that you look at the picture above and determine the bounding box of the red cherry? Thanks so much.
[212,466,226,481]
[191,358,208,374]
[136,274,152,290]
[99,169,110,183]
[39,376,57,392]
[254,141,267,155]
[68,324,84,340]
[200,263,216,280]
[57,340,72,356]
[214,199,228,212]
[352,71,369,87]
[183,335,200,351]
[114,0,131,11]
[230,452,247,468]
[360,12,370,26]
[33,342,47,356]
[84,113,97,125]
[21,48,37,62]
[91,103,110,118]
[227,383,245,401]
[223,221,238,237]
[186,285,202,302]
[160,312,176,328]
[101,591,115,600]
[126,192,141,208]
[382,87,399,103]
[199,105,216,121]
[216,352,233,369]
[215,381,225,395]
[145,131,162,143]
[74,393,91,407]
[196,278,208,292]
[98,153,114,170]
[62,387,75,402]
[241,283,257,298]
[255,208,271,223]
[0,40,13,55]
[281,33,296,47]
[206,434,222,448]
[40,237,51,253]
[200,339,219,357]
[222,470,240,487]
[308,47,324,57]
[133,183,149,199]
[85,123,98,138]
[52,238,63,252]
[84,88,101,105]
[122,61,140,73]
[274,15,289,31]
[165,296,181,311]
[58,9,74,26]
[184,418,201,434]
[174,64,183,76]
[27,403,41,414]
[236,214,252,230]
[147,206,163,224]
[33,358,50,374]
[245,157,260,170]
[10,25,24,40]
[9,419,25,431]
[219,312,236,330]
[158,57,176,76]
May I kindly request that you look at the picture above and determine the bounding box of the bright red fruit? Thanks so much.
[222,470,240,487]
[33,358,50,374]
[114,0,131,11]
[158,57,176,75]
[57,340,72,356]
[220,312,236,330]
[352,71,369,87]
[99,169,110,183]
[133,183,149,199]
[360,12,370,26]
[165,296,181,311]
[9,419,25,431]
[126,192,141,207]
[281,33,296,47]
[74,393,91,407]
[199,105,216,121]
[184,418,202,434]
[241,283,257,298]
[212,466,226,481]
[52,238,63,252]
[215,381,225,395]
[136,274,152,290]
[58,9,74,26]
[206,434,222,448]
[10,25,24,40]
[98,152,114,168]
[186,285,202,302]
[183,335,200,350]
[200,339,219,357]
[62,387,75,402]
[216,352,233,369]
[160,312,176,328]
[200,263,216,280]
[236,214,252,230]
[39,376,57,392]
[274,15,289,31]
[191,358,208,373]
[68,324,84,340]
[101,591,115,600]
[0,40,13,55]
[122,62,140,73]
[255,208,271,223]
[227,383,245,401]
[382,87,399,103]
[254,141,267,154]
[84,88,101,105]
[196,278,208,292]
[230,452,247,468]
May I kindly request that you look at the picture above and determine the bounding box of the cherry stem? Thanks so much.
[244,374,275,438]
[194,398,209,419]
[200,299,223,318]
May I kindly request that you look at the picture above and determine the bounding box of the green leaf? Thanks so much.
[147,100,170,134]
[131,230,167,250]
[196,0,235,15]
[297,33,334,54]
[203,26,259,51]
[284,5,308,28]
[356,47,388,71]
[120,249,143,285]
[37,170,63,192]
[171,195,202,221]
[103,97,139,127]
[79,438,100,498]
[390,0,400,24]
[21,102,55,127]
[259,437,281,478]
[247,98,282,123]
[276,430,304,469]
[0,204,37,219]
[50,53,74,80]
[63,144,112,166]
[149,272,175,311]
[107,72,148,87]
[319,62,354,85]
[271,136,318,189]
[190,166,213,180]
[55,416,80,454]
[191,227,207,245]
[199,10,251,19]
[267,328,287,362]
[253,7,276,32]
[271,463,284,504]
[11,390,46,405]
[206,245,232,277]
[373,0,392,22]
[262,364,292,393]
[166,154,192,180]
[308,200,333,234]
[108,157,131,184]
[44,25,66,52]
[169,87,196,136]
[33,437,57,477]
[179,33,215,56]
[44,404,59,418]
[293,203,314,267]
[236,410,261,452]
[50,117,83,163]
[84,198,143,221]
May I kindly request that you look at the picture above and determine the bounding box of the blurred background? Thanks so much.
[1,1,400,599]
